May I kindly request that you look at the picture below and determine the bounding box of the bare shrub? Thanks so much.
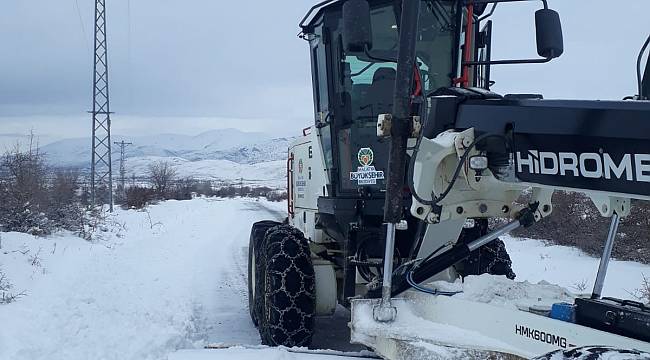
[28,247,43,268]
[47,170,85,231]
[124,186,155,209]
[211,184,285,201]
[168,178,196,200]
[0,268,25,304]
[148,161,177,196]
[630,274,650,304]
[193,181,215,197]
[0,139,53,235]
[215,185,238,198]
[266,190,288,202]
[249,186,272,198]
[571,279,589,293]
[49,169,79,205]
[0,269,11,293]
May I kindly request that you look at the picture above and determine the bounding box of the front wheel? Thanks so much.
[258,224,315,347]
[248,220,280,327]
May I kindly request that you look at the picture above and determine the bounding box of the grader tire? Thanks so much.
[258,224,315,347]
[248,220,280,327]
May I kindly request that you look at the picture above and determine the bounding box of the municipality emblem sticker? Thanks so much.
[350,147,384,185]
[358,148,374,166]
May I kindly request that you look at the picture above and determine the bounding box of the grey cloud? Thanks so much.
[0,0,648,132]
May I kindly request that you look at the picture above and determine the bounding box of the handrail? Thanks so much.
[287,153,295,218]
[299,0,339,30]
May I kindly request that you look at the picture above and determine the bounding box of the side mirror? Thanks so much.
[343,0,372,52]
[535,8,564,59]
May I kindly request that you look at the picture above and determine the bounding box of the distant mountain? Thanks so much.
[40,129,293,170]
[124,156,286,187]
[182,137,291,163]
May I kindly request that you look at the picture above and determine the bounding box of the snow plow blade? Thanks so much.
[350,298,523,360]
[169,345,379,360]
[350,291,650,360]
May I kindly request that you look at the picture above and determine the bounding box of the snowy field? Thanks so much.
[0,197,648,360]
[504,235,650,299]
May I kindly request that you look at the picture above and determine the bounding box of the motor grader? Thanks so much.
[248,0,650,358]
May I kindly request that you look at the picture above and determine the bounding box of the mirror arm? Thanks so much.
[463,56,552,66]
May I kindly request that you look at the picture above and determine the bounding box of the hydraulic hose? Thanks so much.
[408,133,508,206]
[637,34,650,100]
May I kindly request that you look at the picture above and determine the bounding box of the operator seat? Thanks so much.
[359,67,395,121]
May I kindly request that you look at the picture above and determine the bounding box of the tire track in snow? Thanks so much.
[185,199,286,348]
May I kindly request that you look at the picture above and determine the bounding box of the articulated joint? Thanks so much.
[517,202,540,228]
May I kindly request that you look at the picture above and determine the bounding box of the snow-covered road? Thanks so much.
[0,198,286,360]
[1,198,649,360]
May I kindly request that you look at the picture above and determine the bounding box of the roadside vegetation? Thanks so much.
[0,138,87,236]
[119,160,287,209]
[513,191,650,265]
[0,138,287,235]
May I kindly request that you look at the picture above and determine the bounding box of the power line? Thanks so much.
[126,0,133,107]
[73,0,90,53]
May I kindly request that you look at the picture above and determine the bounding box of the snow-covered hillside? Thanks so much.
[37,128,292,185]
[125,157,286,187]
[40,128,293,172]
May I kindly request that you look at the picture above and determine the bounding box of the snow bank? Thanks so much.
[503,235,650,300]
[459,275,573,310]
[425,274,575,311]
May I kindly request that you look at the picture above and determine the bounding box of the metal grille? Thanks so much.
[91,0,113,211]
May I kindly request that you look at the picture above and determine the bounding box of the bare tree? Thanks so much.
[148,161,177,196]
[0,134,52,234]
[50,169,79,205]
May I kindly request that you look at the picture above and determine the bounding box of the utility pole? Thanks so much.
[90,0,114,212]
[114,141,133,191]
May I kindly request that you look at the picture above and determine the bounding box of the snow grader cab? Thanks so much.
[247,0,650,358]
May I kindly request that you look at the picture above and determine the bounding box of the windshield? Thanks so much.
[344,0,456,119]
[336,0,458,192]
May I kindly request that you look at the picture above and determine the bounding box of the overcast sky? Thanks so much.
[0,0,648,144]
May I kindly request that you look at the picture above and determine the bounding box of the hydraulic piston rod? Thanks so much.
[392,204,539,297]
[592,213,620,299]
[374,0,421,323]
